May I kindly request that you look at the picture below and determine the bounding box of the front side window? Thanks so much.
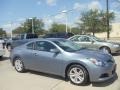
[35,41,56,52]
[78,36,91,42]
[91,36,104,42]
[70,36,80,41]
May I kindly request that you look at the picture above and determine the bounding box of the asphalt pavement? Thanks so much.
[0,50,120,90]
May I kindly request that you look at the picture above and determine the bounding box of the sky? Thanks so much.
[0,0,120,32]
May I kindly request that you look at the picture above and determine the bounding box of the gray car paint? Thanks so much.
[10,38,116,82]
[68,35,120,53]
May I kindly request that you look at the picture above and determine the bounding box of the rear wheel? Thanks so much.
[67,64,89,85]
[14,57,25,72]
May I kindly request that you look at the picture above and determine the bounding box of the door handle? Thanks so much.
[33,53,38,56]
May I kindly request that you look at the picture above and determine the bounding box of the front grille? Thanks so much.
[100,73,109,78]
[107,59,114,63]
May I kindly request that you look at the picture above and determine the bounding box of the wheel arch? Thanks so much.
[12,55,22,66]
[99,46,111,53]
[65,62,89,80]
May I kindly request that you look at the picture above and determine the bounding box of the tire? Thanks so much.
[67,64,89,85]
[7,45,11,51]
[100,46,111,54]
[0,56,2,58]
[14,57,25,72]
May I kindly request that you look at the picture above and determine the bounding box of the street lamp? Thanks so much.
[29,18,34,34]
[106,0,110,39]
[10,22,13,39]
[62,10,68,33]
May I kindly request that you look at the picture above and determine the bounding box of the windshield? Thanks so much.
[53,39,83,52]
[91,36,105,42]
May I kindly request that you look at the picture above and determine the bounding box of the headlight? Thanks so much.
[88,58,106,67]
[113,44,119,47]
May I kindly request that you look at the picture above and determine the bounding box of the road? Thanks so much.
[0,50,120,90]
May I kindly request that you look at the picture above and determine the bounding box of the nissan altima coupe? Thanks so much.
[10,38,116,85]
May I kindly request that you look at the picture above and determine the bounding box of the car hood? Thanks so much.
[99,40,120,45]
[107,41,120,45]
[76,49,112,61]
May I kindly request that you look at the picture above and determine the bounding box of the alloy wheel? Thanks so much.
[14,59,24,72]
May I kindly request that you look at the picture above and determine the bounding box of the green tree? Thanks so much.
[12,26,25,34]
[0,28,6,37]
[77,10,114,35]
[71,27,81,34]
[49,23,68,33]
[13,17,44,35]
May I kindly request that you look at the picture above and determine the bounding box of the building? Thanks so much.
[95,22,120,39]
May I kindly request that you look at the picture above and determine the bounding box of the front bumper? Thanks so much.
[111,46,120,53]
[89,63,116,82]
[0,49,5,56]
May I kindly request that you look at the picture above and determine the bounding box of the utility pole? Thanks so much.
[10,22,13,39]
[29,18,34,34]
[106,0,110,39]
[32,18,34,34]
[62,10,68,33]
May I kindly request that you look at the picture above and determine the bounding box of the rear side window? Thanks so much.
[27,42,34,50]
[35,41,56,52]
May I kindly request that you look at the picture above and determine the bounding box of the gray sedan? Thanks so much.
[10,38,116,85]
[68,35,120,54]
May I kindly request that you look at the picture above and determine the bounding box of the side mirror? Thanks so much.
[50,49,60,53]
[91,40,95,44]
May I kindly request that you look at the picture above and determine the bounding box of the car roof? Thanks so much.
[25,38,66,42]
[72,34,94,37]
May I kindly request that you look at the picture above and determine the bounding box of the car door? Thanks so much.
[25,41,64,75]
[23,41,64,75]
[22,42,38,70]
[76,36,93,49]
[34,41,64,75]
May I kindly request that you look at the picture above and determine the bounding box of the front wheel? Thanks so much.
[67,65,89,85]
[100,47,111,54]
[14,57,25,72]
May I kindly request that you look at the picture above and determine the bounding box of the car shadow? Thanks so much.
[27,70,65,81]
[27,70,118,87]
[112,53,120,56]
[25,70,91,86]
[92,73,118,87]
[0,56,10,61]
